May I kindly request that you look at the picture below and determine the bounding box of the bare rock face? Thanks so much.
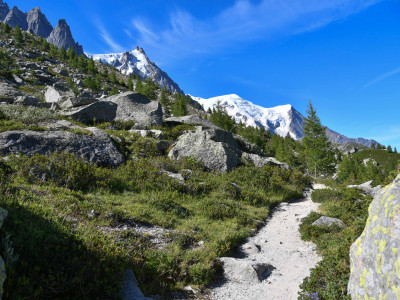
[348,175,400,299]
[0,0,10,22]
[26,7,53,38]
[4,6,27,30]
[47,19,84,56]
[168,127,241,172]
[164,115,218,129]
[62,101,117,124]
[241,152,290,169]
[0,129,124,167]
[106,92,163,127]
[0,82,23,103]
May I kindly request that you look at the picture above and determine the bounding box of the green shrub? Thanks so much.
[10,153,109,192]
[0,105,57,124]
[311,188,344,203]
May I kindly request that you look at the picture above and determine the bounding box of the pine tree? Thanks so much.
[110,70,117,84]
[135,77,143,93]
[59,46,67,60]
[302,100,335,176]
[395,147,398,154]
[387,145,393,153]
[13,25,23,47]
[160,87,169,106]
[88,57,97,74]
[128,75,134,91]
[67,47,75,60]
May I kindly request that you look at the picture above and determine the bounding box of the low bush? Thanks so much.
[299,187,372,300]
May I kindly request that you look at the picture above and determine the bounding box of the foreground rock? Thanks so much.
[107,92,163,127]
[0,129,124,167]
[241,152,290,169]
[312,216,345,228]
[61,101,117,123]
[348,175,400,299]
[347,180,381,197]
[121,269,152,300]
[169,127,241,171]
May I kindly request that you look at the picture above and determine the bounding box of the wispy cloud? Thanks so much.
[363,66,400,88]
[94,19,124,53]
[130,0,381,64]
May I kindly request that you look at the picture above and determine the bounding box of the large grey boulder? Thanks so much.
[47,19,84,56]
[164,115,218,129]
[44,86,62,103]
[0,129,124,167]
[348,175,400,299]
[241,152,290,169]
[0,82,23,103]
[168,127,240,172]
[4,6,27,30]
[347,180,381,197]
[61,101,117,123]
[13,95,39,106]
[312,216,345,228]
[26,7,53,38]
[61,97,97,109]
[106,92,163,127]
[220,257,274,284]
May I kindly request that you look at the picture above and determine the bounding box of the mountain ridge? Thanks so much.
[194,94,378,147]
[90,47,183,94]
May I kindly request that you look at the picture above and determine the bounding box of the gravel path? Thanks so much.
[207,184,325,300]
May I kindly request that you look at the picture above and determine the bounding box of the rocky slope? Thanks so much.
[194,94,378,147]
[91,47,183,94]
[0,1,83,55]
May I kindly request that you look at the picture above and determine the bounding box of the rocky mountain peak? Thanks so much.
[27,6,53,38]
[47,19,84,56]
[91,48,184,94]
[4,6,27,30]
[0,0,9,22]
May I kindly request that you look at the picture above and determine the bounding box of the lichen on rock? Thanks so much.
[348,175,400,299]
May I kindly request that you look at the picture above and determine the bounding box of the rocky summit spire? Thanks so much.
[0,0,10,22]
[4,6,27,30]
[27,6,53,38]
[47,19,84,56]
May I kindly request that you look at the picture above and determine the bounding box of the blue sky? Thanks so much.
[10,0,400,149]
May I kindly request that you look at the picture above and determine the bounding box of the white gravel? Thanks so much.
[207,184,326,300]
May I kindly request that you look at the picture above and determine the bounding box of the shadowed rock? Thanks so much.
[61,101,117,124]
[0,0,10,22]
[27,7,53,38]
[4,6,27,30]
[106,92,163,127]
[0,129,124,167]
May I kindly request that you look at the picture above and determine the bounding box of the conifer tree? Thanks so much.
[128,75,134,91]
[110,70,117,84]
[302,100,335,176]
[395,147,398,154]
[88,57,97,74]
[135,77,143,93]
[67,47,75,60]
[160,87,169,106]
[388,145,393,153]
[59,46,67,60]
[13,25,23,47]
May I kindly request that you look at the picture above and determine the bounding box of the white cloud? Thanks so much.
[94,19,124,53]
[363,66,400,88]
[131,0,382,64]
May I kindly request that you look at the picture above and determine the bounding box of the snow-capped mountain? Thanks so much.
[193,94,377,147]
[90,47,183,95]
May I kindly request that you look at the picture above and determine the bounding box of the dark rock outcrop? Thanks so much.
[106,92,163,126]
[168,127,241,172]
[0,0,9,22]
[164,115,218,129]
[47,19,84,56]
[348,175,400,299]
[0,129,124,167]
[26,7,53,38]
[62,101,117,123]
[4,6,27,30]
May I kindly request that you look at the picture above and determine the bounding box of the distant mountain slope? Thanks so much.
[194,94,378,147]
[0,1,84,55]
[90,47,183,95]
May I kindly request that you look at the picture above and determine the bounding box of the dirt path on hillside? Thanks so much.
[206,183,326,300]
